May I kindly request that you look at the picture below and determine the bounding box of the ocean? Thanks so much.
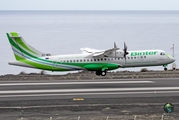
[0,11,179,75]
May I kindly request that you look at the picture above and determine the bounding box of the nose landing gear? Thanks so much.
[164,68,167,71]
[163,64,168,71]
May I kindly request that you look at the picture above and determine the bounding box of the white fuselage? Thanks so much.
[41,49,175,69]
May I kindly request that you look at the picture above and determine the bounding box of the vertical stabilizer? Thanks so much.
[6,32,50,60]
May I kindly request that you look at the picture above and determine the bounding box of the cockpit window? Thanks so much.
[160,52,165,55]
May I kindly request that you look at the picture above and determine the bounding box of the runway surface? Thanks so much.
[0,78,179,101]
[0,78,179,119]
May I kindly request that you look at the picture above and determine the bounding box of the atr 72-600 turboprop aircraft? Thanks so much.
[7,32,175,76]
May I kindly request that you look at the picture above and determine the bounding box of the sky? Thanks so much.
[1,0,179,11]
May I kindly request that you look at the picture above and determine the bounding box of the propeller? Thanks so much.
[123,42,129,62]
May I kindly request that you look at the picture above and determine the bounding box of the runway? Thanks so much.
[0,78,179,101]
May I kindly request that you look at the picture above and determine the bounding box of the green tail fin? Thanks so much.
[6,32,51,60]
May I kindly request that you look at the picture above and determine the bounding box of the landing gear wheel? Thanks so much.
[101,71,106,76]
[96,71,101,76]
[164,68,167,71]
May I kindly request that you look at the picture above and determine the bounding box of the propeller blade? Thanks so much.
[124,42,127,49]
[123,42,129,63]
[114,42,117,58]
[114,42,117,48]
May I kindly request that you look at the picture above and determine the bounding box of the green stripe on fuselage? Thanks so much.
[62,62,119,71]
[15,54,69,71]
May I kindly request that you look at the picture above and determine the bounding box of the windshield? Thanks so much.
[160,52,165,55]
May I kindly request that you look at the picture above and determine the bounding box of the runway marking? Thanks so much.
[0,87,178,94]
[0,81,154,86]
[0,90,179,98]
[73,98,84,101]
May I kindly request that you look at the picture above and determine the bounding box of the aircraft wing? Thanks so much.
[81,47,119,57]
[80,47,102,54]
[92,47,119,57]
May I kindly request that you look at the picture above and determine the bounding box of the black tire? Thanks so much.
[101,71,106,76]
[164,68,167,71]
[96,71,101,76]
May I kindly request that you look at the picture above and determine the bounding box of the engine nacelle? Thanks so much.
[106,50,124,58]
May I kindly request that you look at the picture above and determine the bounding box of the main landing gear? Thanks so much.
[96,70,107,76]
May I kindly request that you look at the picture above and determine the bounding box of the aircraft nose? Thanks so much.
[169,56,175,63]
[166,54,175,63]
[171,57,175,62]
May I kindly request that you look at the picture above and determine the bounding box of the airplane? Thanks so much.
[6,32,175,76]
